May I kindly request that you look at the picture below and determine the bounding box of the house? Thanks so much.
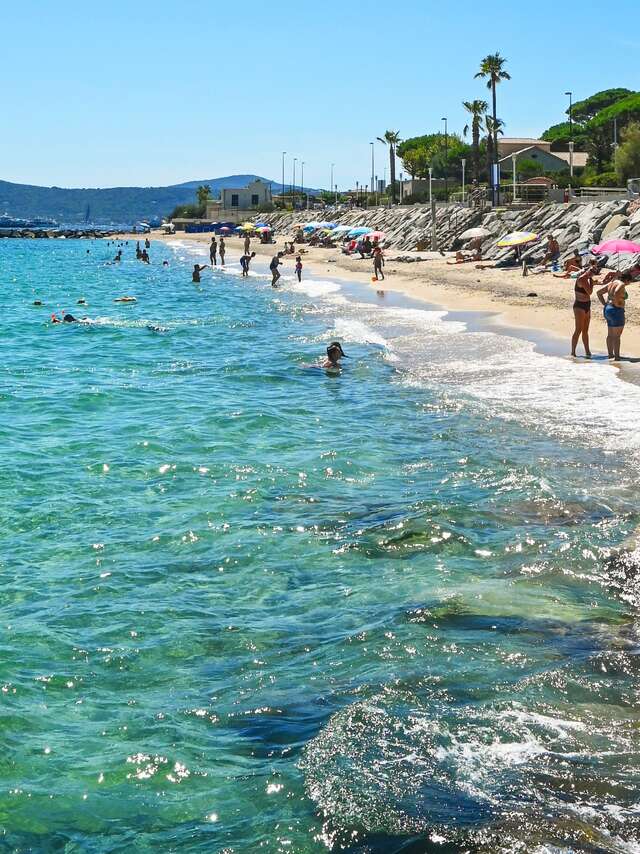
[499,144,588,176]
[220,179,272,213]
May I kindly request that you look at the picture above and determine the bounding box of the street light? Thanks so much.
[441,118,448,202]
[511,153,517,203]
[281,151,286,209]
[292,157,297,209]
[565,91,573,177]
[330,163,334,203]
[334,184,338,205]
[301,161,306,209]
[461,158,466,204]
[370,142,375,195]
[399,172,403,204]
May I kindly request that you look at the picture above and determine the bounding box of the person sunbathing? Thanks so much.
[448,249,482,264]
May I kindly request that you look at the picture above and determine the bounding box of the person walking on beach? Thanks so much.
[240,251,256,277]
[373,245,385,281]
[597,272,633,360]
[219,238,226,265]
[192,263,208,283]
[570,266,595,357]
[295,255,303,282]
[270,252,284,287]
[209,237,217,266]
[243,233,251,254]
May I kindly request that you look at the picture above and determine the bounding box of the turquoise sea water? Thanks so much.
[2,238,640,853]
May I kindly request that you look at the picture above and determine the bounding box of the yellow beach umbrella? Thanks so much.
[240,222,255,230]
[496,231,539,247]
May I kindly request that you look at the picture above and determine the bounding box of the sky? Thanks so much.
[2,0,638,191]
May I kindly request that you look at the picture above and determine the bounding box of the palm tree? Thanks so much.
[463,99,489,182]
[484,116,504,187]
[196,184,212,208]
[475,53,510,202]
[377,130,401,203]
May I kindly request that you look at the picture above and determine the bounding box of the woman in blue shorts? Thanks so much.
[597,272,633,360]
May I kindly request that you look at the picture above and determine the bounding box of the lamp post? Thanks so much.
[301,161,306,209]
[399,172,403,204]
[330,163,334,204]
[370,142,375,195]
[429,167,437,250]
[281,151,286,209]
[511,153,517,203]
[374,174,378,206]
[461,158,466,204]
[334,184,338,205]
[565,91,573,177]
[292,157,297,210]
[441,117,448,202]
[356,180,359,207]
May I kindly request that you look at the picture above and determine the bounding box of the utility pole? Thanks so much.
[281,151,286,209]
[370,142,375,194]
[441,117,448,202]
[292,158,297,210]
[330,163,334,204]
[565,91,573,177]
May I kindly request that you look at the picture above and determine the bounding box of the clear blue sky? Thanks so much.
[2,0,637,190]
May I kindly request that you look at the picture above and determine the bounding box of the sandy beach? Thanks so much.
[146,230,640,372]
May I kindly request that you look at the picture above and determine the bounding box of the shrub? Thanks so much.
[583,172,620,187]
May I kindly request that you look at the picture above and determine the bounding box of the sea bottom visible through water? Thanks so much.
[2,237,640,853]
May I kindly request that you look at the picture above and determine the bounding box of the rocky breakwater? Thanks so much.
[260,199,640,270]
[0,229,126,239]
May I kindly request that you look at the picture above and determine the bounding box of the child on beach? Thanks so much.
[240,252,256,277]
[372,245,385,281]
[295,255,302,282]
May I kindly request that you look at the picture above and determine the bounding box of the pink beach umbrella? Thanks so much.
[592,238,640,255]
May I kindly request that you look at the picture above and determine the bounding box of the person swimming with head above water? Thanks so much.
[192,263,208,282]
[322,341,348,369]
[51,312,83,324]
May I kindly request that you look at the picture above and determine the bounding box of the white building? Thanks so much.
[220,179,272,212]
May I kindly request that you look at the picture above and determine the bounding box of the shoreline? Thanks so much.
[142,230,640,381]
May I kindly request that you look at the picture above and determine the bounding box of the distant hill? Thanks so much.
[0,175,300,225]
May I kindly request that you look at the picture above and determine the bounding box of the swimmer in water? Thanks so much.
[51,313,80,324]
[322,341,348,370]
[192,263,208,283]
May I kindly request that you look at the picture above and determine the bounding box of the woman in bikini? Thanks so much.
[597,272,633,360]
[571,266,595,357]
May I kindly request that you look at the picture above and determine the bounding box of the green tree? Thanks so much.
[196,184,211,207]
[401,145,430,179]
[463,99,488,181]
[475,52,511,198]
[615,122,640,182]
[571,88,636,123]
[584,124,613,174]
[517,158,544,179]
[377,130,401,203]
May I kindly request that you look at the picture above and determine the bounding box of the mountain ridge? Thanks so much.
[0,174,303,225]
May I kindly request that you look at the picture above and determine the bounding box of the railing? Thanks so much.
[573,187,628,200]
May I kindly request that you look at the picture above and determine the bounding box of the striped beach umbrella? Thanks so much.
[496,231,539,247]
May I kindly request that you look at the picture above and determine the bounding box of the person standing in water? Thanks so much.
[192,263,208,283]
[598,272,633,360]
[209,237,217,266]
[219,238,226,265]
[295,255,303,282]
[243,233,251,255]
[571,266,595,357]
[240,251,256,277]
[270,252,284,287]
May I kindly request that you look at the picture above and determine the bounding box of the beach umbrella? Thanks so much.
[365,230,386,241]
[460,226,492,241]
[303,225,316,232]
[255,225,271,232]
[496,231,539,247]
[220,226,232,232]
[332,225,352,233]
[254,222,268,228]
[347,227,371,237]
[592,238,640,255]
